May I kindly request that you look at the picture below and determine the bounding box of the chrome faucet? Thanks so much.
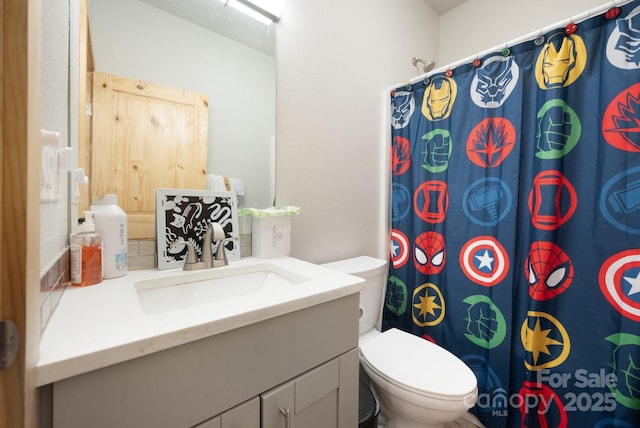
[170,222,236,271]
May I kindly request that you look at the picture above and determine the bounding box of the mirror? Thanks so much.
[84,0,276,211]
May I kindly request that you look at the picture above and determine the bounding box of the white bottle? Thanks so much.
[91,194,128,278]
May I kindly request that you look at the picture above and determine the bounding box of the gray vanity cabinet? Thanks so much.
[193,397,260,428]
[48,294,359,428]
[262,356,345,428]
[196,351,356,428]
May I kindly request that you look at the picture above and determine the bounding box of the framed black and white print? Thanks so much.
[156,188,240,270]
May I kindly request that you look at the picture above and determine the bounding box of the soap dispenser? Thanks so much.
[70,211,103,286]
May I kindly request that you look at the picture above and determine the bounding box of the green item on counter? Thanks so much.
[238,206,301,217]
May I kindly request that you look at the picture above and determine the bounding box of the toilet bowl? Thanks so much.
[360,328,477,428]
[322,257,478,428]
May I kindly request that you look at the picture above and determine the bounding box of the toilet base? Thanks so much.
[369,377,474,428]
[382,410,447,428]
[383,412,483,428]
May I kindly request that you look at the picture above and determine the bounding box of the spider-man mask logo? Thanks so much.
[525,241,574,301]
[414,231,446,275]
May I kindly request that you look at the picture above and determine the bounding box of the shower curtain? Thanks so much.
[384,2,640,427]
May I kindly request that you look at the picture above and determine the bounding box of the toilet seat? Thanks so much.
[359,328,477,400]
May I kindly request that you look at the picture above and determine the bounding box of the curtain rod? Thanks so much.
[399,0,634,87]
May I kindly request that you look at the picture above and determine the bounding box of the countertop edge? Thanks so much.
[35,278,364,386]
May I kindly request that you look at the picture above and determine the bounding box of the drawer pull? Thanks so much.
[279,407,291,428]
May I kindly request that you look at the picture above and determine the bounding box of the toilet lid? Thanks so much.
[359,328,477,398]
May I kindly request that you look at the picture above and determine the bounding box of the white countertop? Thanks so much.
[36,256,364,387]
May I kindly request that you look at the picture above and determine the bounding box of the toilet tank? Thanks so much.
[322,256,387,335]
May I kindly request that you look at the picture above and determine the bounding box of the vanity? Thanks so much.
[36,257,364,428]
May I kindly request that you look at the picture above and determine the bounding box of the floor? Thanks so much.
[445,413,485,428]
[377,412,485,428]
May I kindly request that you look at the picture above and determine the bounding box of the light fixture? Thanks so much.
[222,0,283,24]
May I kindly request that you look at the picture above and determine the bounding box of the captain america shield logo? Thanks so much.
[460,236,510,286]
[390,229,410,269]
[599,249,640,321]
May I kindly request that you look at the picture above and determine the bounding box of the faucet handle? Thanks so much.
[202,222,226,263]
[170,240,197,264]
[214,237,237,267]
[210,222,226,241]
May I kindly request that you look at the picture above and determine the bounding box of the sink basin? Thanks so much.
[135,263,309,314]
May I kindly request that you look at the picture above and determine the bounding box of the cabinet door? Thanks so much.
[90,71,208,238]
[193,397,260,428]
[193,415,220,428]
[262,358,340,428]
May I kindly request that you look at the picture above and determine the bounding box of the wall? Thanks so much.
[43,0,614,272]
[439,0,613,67]
[89,0,276,209]
[273,0,617,265]
[276,0,440,264]
[40,0,439,285]
[40,0,70,275]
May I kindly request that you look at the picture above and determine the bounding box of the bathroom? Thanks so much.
[1,0,635,426]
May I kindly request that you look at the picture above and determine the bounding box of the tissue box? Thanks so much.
[252,215,291,258]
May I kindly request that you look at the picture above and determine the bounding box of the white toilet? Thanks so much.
[323,256,478,428]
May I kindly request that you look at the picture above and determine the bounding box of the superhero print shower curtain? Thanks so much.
[384,2,640,427]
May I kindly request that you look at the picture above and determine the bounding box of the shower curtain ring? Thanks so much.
[565,21,578,35]
[606,4,621,19]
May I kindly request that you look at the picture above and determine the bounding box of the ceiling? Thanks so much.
[424,0,468,15]
[138,0,468,57]
[139,0,276,56]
